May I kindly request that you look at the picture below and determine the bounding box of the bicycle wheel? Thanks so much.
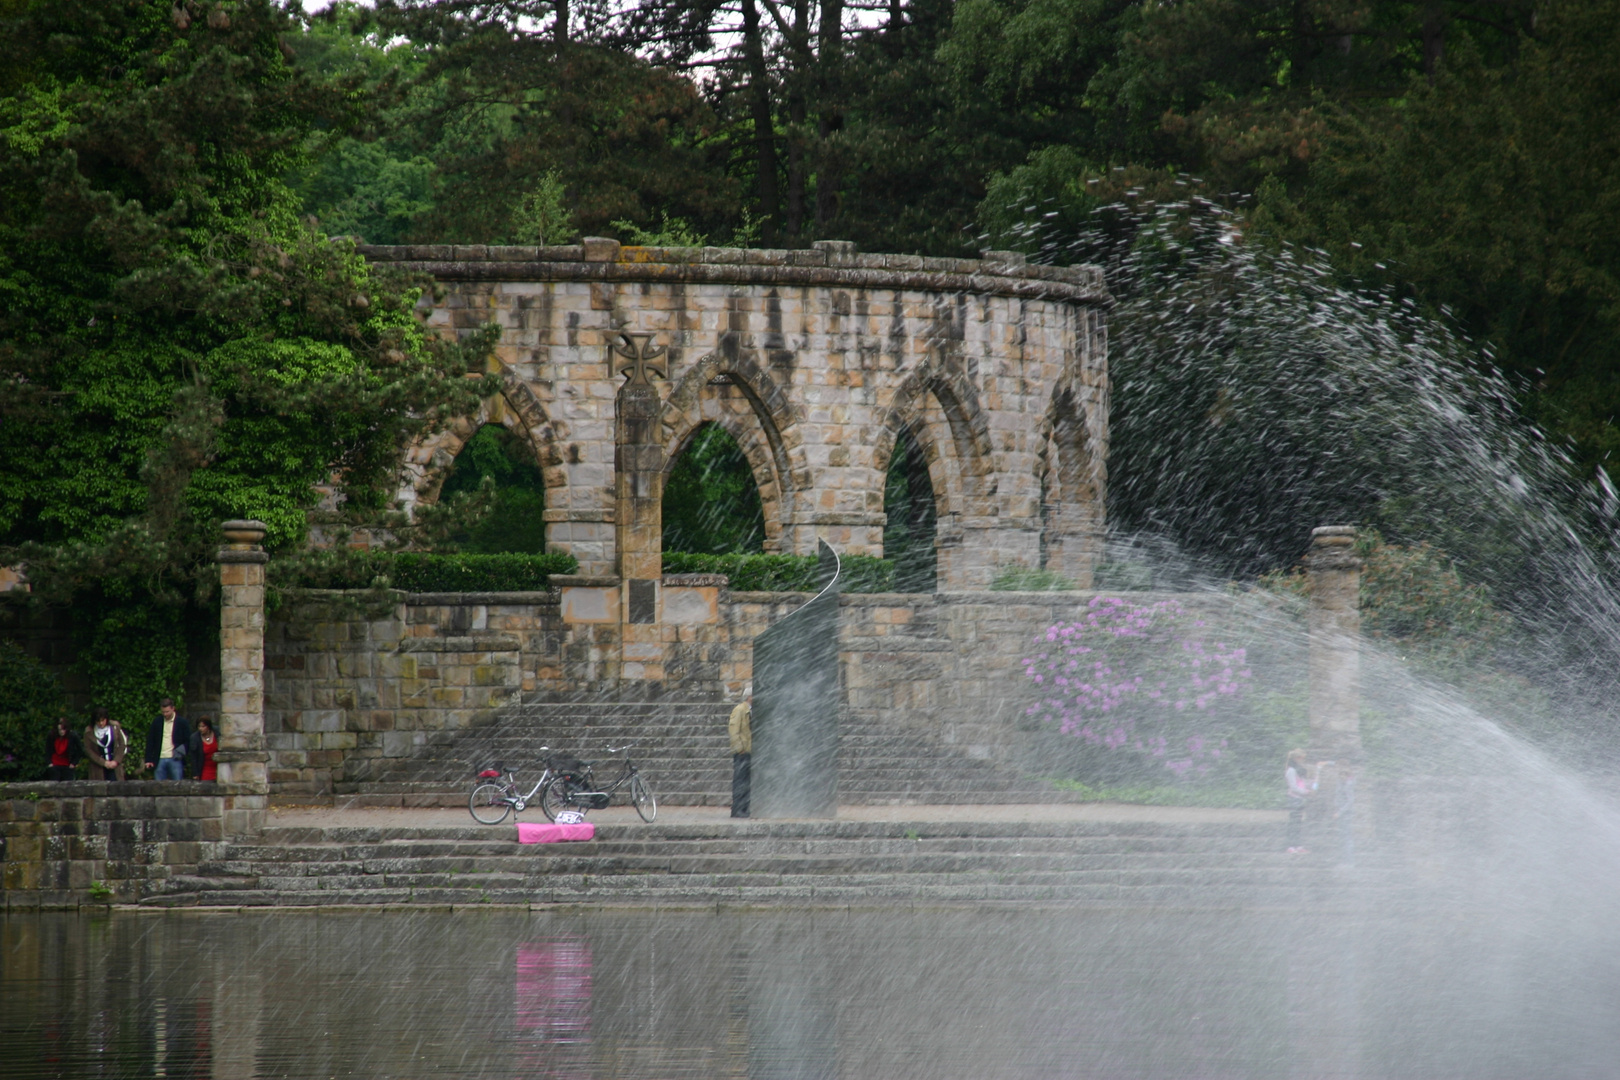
[469,782,513,825]
[540,775,584,821]
[631,773,658,823]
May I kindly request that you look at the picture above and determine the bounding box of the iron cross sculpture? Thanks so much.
[614,332,667,385]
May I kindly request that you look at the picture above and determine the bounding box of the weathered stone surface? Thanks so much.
[380,243,1107,588]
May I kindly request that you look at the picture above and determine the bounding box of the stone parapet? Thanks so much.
[358,243,1108,303]
[0,781,229,909]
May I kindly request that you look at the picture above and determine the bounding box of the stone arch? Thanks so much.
[873,352,998,522]
[661,351,802,553]
[398,367,567,519]
[1035,378,1104,585]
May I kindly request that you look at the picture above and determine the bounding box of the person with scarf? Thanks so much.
[83,708,127,781]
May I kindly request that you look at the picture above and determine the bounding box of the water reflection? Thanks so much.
[2,907,1617,1079]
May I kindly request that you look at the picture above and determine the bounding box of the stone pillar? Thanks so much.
[1307,525,1362,762]
[215,519,270,836]
[614,332,666,680]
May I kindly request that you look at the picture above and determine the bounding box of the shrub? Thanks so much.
[295,551,578,592]
[1022,596,1253,784]
[661,552,897,592]
[0,640,67,782]
[991,565,1078,591]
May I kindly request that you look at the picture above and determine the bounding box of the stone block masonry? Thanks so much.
[260,584,1276,801]
[0,782,230,909]
[375,241,1110,591]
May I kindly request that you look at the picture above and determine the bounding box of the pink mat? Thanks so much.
[517,821,596,844]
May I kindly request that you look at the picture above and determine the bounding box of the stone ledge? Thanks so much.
[550,574,621,588]
[0,781,225,797]
[357,244,1109,304]
[404,591,559,606]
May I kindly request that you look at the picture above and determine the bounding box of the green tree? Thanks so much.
[439,424,548,554]
[0,640,66,782]
[662,424,765,554]
[0,0,492,729]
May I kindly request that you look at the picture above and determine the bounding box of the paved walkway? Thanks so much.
[268,801,1284,829]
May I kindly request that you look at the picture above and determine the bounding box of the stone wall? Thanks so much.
[263,584,810,799]
[0,782,227,910]
[373,240,1109,589]
[260,585,1279,798]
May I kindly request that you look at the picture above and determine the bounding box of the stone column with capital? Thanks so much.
[215,519,270,837]
[1307,525,1362,762]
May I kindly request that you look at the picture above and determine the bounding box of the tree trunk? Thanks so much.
[740,0,782,242]
[554,0,568,44]
[1421,1,1447,76]
[814,0,845,231]
[784,0,812,241]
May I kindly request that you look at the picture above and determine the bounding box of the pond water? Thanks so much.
[3,906,1616,1080]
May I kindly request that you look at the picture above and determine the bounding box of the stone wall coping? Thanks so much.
[0,781,226,797]
[356,243,1109,305]
[725,590,814,604]
[404,591,560,606]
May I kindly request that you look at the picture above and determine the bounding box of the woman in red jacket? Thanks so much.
[45,717,82,780]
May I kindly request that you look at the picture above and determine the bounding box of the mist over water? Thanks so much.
[6,907,1620,1080]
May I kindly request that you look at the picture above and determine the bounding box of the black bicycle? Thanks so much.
[540,744,658,822]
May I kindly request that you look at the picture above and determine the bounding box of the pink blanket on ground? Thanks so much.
[517,821,595,844]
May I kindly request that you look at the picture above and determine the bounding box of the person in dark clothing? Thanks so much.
[144,698,191,780]
[188,716,219,782]
[45,717,82,780]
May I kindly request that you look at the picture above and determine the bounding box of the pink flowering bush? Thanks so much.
[1022,596,1253,782]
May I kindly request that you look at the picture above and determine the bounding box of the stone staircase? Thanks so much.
[343,699,1070,808]
[137,819,1407,909]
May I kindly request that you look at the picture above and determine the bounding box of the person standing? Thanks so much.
[1285,749,1318,854]
[83,707,128,781]
[144,698,191,781]
[45,717,82,780]
[189,716,220,782]
[729,690,752,819]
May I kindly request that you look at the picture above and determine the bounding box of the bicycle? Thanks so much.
[468,746,585,824]
[539,744,658,823]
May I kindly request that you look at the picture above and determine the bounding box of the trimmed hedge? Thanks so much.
[662,552,897,593]
[299,552,579,592]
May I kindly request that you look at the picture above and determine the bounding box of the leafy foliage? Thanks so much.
[662,424,766,555]
[991,565,1077,592]
[1022,597,1252,784]
[439,424,547,554]
[0,0,493,726]
[662,552,896,593]
[294,551,577,592]
[0,640,66,782]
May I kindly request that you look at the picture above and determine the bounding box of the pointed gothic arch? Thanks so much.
[661,351,802,553]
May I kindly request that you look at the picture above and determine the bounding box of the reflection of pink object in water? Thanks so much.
[515,939,592,1080]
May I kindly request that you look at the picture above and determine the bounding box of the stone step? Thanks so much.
[142,871,1415,910]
